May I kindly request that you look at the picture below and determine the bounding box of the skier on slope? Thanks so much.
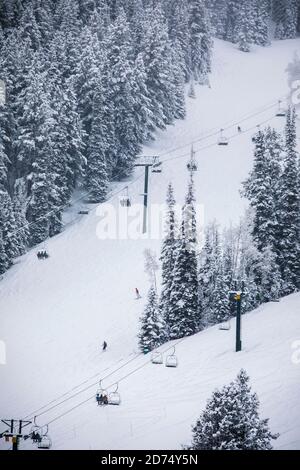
[102,341,107,351]
[135,288,141,299]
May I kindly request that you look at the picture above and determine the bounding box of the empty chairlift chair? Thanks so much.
[165,347,178,368]
[151,351,163,365]
[108,383,121,406]
[152,157,162,174]
[219,320,231,331]
[37,425,52,450]
[276,100,286,117]
[218,128,229,146]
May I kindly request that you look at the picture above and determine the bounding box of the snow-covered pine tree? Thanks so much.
[0,104,9,189]
[253,0,270,46]
[198,223,221,326]
[76,27,102,153]
[132,53,155,142]
[144,249,159,293]
[141,5,183,129]
[237,0,256,52]
[17,69,53,246]
[0,228,9,274]
[277,107,300,293]
[138,285,164,354]
[188,0,213,84]
[210,268,231,325]
[253,245,282,303]
[18,2,42,51]
[160,183,179,335]
[274,0,298,39]
[104,9,141,177]
[207,0,228,40]
[165,0,191,81]
[85,78,109,203]
[225,0,241,43]
[168,178,199,338]
[12,178,29,256]
[242,128,283,254]
[0,188,19,264]
[190,369,278,450]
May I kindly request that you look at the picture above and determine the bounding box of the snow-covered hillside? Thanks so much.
[0,38,300,450]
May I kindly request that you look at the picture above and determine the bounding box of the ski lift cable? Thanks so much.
[22,351,142,420]
[7,167,145,240]
[37,339,187,428]
[158,95,289,158]
[6,96,288,242]
[161,113,279,165]
[23,350,144,421]
[35,338,180,422]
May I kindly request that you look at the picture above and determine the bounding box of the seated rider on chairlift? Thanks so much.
[31,431,42,443]
[96,392,108,405]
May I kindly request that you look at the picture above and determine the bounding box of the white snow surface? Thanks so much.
[0,39,300,450]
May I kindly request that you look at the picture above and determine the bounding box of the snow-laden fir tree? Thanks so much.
[237,0,256,52]
[242,127,283,254]
[132,53,156,142]
[104,9,141,177]
[85,79,109,203]
[274,0,298,39]
[168,177,199,338]
[190,369,278,450]
[17,69,54,246]
[160,183,179,334]
[253,245,282,303]
[139,285,164,354]
[198,223,221,326]
[165,0,191,81]
[0,188,19,265]
[207,0,228,40]
[277,107,300,293]
[252,0,270,46]
[210,267,231,325]
[225,0,241,43]
[188,0,213,84]
[140,5,185,129]
[12,178,29,256]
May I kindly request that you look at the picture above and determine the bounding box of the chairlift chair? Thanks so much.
[151,351,163,365]
[219,320,231,331]
[37,436,52,450]
[119,186,131,208]
[37,425,52,450]
[108,383,121,406]
[30,416,42,443]
[187,145,198,172]
[218,129,229,146]
[165,347,178,368]
[152,157,162,174]
[276,100,286,117]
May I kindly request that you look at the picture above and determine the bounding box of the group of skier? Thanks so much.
[37,250,49,260]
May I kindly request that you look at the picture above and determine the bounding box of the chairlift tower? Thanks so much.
[229,280,247,352]
[134,156,161,234]
[0,419,32,451]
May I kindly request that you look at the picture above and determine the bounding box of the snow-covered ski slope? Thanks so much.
[1,39,300,450]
